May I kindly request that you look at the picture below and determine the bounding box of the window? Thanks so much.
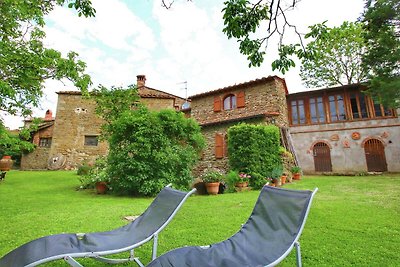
[223,94,236,110]
[373,100,393,117]
[309,97,325,123]
[84,135,98,146]
[328,94,346,122]
[39,138,52,147]
[290,99,306,125]
[289,89,397,126]
[349,93,368,119]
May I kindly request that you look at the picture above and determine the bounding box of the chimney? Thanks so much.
[136,75,146,88]
[44,109,53,121]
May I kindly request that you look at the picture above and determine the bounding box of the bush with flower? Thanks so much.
[201,169,224,184]
[238,173,251,183]
[225,170,251,184]
[78,157,110,190]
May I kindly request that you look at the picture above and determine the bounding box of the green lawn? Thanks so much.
[0,171,399,266]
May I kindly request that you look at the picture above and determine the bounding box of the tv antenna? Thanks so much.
[177,81,190,109]
[177,81,188,101]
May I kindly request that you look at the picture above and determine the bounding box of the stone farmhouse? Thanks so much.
[287,83,400,173]
[21,75,187,170]
[21,75,400,174]
[186,76,289,174]
[21,110,55,169]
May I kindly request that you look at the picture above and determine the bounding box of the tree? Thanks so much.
[106,107,205,196]
[362,0,400,108]
[0,119,38,163]
[222,0,309,72]
[0,0,95,158]
[91,84,140,139]
[221,0,399,106]
[0,0,95,118]
[300,22,367,88]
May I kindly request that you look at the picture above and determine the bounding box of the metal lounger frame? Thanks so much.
[21,184,196,267]
[265,187,318,267]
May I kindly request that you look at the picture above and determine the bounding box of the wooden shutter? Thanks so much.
[224,134,228,157]
[214,96,222,112]
[215,133,224,159]
[237,91,245,108]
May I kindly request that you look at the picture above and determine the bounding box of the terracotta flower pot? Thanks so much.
[95,181,108,194]
[0,156,13,171]
[281,175,287,185]
[235,181,248,188]
[205,182,220,195]
[293,173,301,180]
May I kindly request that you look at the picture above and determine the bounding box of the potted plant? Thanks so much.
[201,169,223,195]
[281,171,288,185]
[0,155,13,171]
[270,166,283,187]
[291,166,302,180]
[236,173,251,187]
[79,157,110,194]
[285,168,293,183]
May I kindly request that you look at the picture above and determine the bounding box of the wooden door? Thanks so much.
[313,142,332,172]
[364,139,387,172]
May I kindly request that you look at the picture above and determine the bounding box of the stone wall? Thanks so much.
[190,77,289,176]
[141,98,175,111]
[49,92,108,169]
[46,89,185,170]
[139,86,187,110]
[20,123,54,170]
[290,118,400,173]
[194,118,267,177]
[21,147,51,170]
[191,78,288,127]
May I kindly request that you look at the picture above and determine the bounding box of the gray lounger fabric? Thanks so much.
[147,186,316,267]
[0,186,189,267]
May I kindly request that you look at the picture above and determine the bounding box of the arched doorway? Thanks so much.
[364,139,387,172]
[313,142,332,172]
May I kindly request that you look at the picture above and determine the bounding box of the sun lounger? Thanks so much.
[0,184,196,267]
[147,185,318,267]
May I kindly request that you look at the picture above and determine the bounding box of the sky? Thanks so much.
[3,0,365,129]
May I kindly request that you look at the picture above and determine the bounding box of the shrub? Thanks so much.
[106,107,205,196]
[77,162,92,176]
[228,123,281,189]
[78,157,108,189]
[250,172,268,189]
[224,170,239,192]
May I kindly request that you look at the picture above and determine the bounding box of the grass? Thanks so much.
[0,171,399,266]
